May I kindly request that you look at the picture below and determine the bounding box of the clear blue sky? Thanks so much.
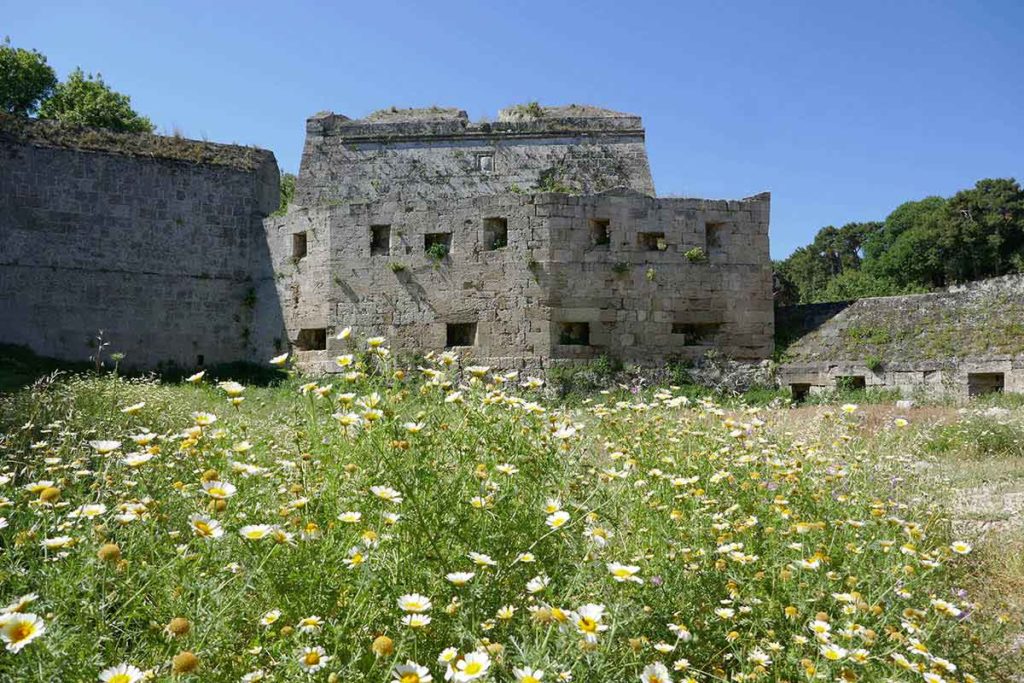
[6,0,1023,257]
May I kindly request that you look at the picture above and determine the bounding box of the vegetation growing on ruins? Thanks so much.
[0,337,1022,681]
[776,178,1024,304]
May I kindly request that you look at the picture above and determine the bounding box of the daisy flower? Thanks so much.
[98,663,145,682]
[398,594,432,613]
[189,515,223,540]
[393,660,433,683]
[89,440,122,455]
[515,667,544,683]
[468,552,497,567]
[607,562,643,584]
[239,525,275,541]
[546,511,571,530]
[0,613,45,652]
[297,616,323,632]
[269,353,289,366]
[260,609,281,627]
[371,485,403,504]
[402,614,431,629]
[950,541,972,555]
[640,662,672,683]
[202,480,236,499]
[298,646,331,673]
[453,650,490,682]
[186,370,205,383]
[446,572,475,586]
[572,604,608,643]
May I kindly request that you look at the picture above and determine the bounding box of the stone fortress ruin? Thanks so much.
[0,104,774,372]
[268,104,774,371]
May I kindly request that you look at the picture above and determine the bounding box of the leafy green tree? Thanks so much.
[38,68,153,133]
[773,221,881,303]
[863,197,949,288]
[944,178,1024,281]
[0,37,57,116]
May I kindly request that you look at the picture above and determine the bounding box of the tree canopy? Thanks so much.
[2,39,153,133]
[0,37,57,116]
[37,68,153,133]
[776,178,1024,304]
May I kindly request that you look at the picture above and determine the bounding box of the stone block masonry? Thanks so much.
[778,275,1024,399]
[0,116,282,369]
[271,104,773,370]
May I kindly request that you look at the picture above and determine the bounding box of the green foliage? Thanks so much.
[38,68,153,133]
[777,179,1024,304]
[923,417,1024,460]
[425,241,448,261]
[536,168,574,194]
[0,37,57,116]
[272,171,297,217]
[509,101,545,118]
[388,261,407,273]
[611,262,630,275]
[684,247,707,263]
[865,354,884,372]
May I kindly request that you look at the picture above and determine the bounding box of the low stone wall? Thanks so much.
[0,117,282,369]
[778,275,1024,398]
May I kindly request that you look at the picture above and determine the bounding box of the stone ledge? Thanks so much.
[0,114,276,173]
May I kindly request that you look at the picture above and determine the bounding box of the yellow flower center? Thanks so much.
[109,675,131,683]
[578,617,598,633]
[400,675,420,683]
[9,623,35,643]
[195,522,211,535]
[524,677,540,683]
[304,652,321,666]
[463,662,482,675]
[208,487,225,497]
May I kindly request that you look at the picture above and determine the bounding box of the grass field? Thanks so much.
[0,343,1022,681]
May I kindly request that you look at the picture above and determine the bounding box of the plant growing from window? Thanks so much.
[685,247,707,263]
[426,242,448,261]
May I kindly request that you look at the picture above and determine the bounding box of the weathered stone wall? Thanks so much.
[295,105,655,208]
[269,189,772,370]
[0,117,281,368]
[779,275,1024,397]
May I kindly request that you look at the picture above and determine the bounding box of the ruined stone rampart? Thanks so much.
[0,116,282,368]
[779,275,1024,397]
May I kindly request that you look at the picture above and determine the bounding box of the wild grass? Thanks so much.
[0,350,1020,681]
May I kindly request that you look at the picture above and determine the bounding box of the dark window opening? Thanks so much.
[558,322,591,346]
[370,225,391,255]
[424,232,452,258]
[968,372,1004,396]
[835,375,867,390]
[292,232,308,259]
[446,322,477,347]
[483,217,508,250]
[672,323,721,346]
[791,383,811,402]
[705,221,725,253]
[590,219,610,247]
[196,354,205,367]
[296,328,327,351]
[638,231,666,251]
